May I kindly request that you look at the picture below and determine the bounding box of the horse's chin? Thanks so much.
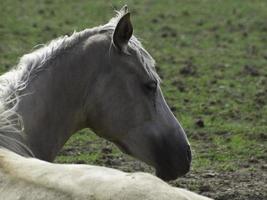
[155,168,183,181]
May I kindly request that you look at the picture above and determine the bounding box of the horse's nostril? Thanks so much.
[187,145,192,163]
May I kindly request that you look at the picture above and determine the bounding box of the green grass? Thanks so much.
[1,0,266,175]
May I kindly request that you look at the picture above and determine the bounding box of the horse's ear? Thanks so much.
[113,12,133,53]
[119,5,129,13]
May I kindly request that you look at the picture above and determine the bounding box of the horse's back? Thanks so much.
[0,171,73,200]
[0,148,212,200]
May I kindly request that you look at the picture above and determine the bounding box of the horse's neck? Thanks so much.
[16,53,93,161]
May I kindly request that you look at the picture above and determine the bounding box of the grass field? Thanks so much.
[1,0,266,199]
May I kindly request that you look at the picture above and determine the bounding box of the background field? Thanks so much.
[0,0,266,199]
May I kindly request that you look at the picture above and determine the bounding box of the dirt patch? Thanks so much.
[160,26,177,38]
[254,90,267,106]
[171,79,187,92]
[195,118,205,128]
[242,65,260,76]
[173,166,267,200]
[179,59,198,76]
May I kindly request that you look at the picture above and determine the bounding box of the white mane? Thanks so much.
[0,28,98,136]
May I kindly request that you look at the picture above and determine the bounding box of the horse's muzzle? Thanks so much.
[155,145,192,181]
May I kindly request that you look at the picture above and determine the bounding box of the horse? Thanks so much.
[0,5,212,200]
[0,148,212,200]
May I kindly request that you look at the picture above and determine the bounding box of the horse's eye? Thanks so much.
[145,81,157,92]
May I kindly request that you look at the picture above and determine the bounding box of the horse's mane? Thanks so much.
[0,9,159,139]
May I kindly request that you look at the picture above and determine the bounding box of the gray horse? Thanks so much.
[0,6,191,182]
